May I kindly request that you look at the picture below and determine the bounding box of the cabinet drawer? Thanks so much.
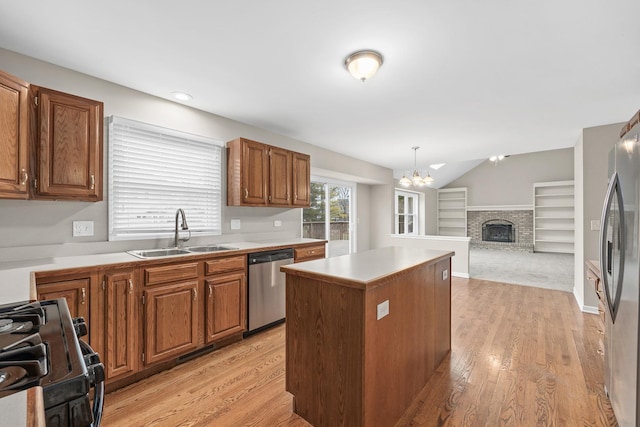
[144,262,198,286]
[294,245,325,262]
[205,255,246,275]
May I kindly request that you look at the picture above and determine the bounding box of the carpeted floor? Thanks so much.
[469,248,574,292]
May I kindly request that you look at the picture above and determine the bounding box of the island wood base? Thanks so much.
[283,247,452,427]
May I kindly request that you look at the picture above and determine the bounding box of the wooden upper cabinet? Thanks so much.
[227,137,310,207]
[269,146,292,205]
[34,87,103,201]
[0,70,30,199]
[292,152,310,207]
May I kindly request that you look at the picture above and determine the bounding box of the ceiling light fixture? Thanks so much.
[399,146,434,187]
[171,91,193,101]
[489,155,507,166]
[344,50,383,82]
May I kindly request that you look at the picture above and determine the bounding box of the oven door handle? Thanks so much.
[79,339,105,427]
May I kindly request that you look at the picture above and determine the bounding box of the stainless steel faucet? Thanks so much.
[174,209,189,247]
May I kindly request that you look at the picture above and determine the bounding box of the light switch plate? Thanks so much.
[230,219,241,230]
[274,220,282,227]
[377,300,389,320]
[73,221,94,237]
[591,220,601,231]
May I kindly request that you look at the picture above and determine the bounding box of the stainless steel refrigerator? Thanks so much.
[600,116,640,427]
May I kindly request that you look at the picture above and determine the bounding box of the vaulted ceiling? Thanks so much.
[1,1,639,183]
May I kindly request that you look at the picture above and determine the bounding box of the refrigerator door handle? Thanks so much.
[599,172,625,323]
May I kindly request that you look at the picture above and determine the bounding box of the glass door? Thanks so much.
[302,179,354,257]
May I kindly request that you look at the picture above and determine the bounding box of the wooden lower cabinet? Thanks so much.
[144,281,199,365]
[37,277,91,343]
[294,244,326,262]
[206,272,246,343]
[100,269,137,381]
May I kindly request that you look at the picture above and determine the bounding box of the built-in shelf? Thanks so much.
[533,181,574,253]
[437,188,467,237]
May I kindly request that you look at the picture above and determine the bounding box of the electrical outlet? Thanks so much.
[73,221,94,237]
[377,300,389,320]
[274,220,282,227]
[230,219,241,230]
[442,269,449,281]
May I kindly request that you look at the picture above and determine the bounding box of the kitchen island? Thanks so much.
[281,246,454,427]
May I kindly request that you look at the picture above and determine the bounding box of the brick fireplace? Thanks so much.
[467,210,533,252]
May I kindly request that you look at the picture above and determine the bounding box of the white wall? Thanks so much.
[0,48,393,262]
[445,148,574,206]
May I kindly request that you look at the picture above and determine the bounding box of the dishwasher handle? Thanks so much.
[248,248,294,265]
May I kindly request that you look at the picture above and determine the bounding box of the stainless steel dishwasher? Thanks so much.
[246,248,294,335]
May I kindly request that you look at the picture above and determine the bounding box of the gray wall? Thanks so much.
[0,48,392,262]
[445,148,574,206]
[575,122,622,310]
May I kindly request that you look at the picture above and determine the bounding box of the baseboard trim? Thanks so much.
[453,272,469,278]
[582,305,599,315]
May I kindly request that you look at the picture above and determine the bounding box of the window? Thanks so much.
[395,189,419,235]
[108,116,223,240]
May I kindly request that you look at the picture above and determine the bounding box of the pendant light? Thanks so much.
[399,146,433,187]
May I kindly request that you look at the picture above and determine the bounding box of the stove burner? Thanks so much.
[0,366,28,390]
[0,319,11,333]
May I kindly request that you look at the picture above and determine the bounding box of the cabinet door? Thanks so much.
[269,147,292,206]
[103,269,137,380]
[206,272,246,343]
[35,87,103,201]
[37,278,90,341]
[0,70,30,199]
[292,152,311,207]
[241,139,268,205]
[144,281,199,365]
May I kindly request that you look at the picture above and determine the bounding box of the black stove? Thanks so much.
[0,299,104,426]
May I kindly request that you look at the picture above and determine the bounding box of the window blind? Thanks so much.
[108,116,222,240]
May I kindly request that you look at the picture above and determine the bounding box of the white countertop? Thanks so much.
[281,246,454,290]
[0,238,324,304]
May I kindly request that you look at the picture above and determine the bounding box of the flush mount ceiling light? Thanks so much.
[399,146,434,187]
[344,50,383,82]
[171,91,193,101]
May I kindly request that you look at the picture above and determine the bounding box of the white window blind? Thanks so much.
[108,116,222,240]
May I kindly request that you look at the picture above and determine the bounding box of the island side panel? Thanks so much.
[434,258,452,364]
[363,262,437,427]
[285,274,365,427]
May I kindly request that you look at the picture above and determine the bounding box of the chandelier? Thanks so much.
[399,146,434,187]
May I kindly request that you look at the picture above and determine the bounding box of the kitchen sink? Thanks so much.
[127,248,191,258]
[127,245,238,259]
[185,245,237,253]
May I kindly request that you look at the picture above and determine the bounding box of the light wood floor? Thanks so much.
[102,278,617,426]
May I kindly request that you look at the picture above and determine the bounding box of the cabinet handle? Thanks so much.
[310,250,315,254]
[294,193,298,201]
[128,279,133,294]
[81,288,86,304]
[244,188,248,198]
[208,284,212,298]
[193,288,197,301]
[90,175,95,190]
[20,169,28,185]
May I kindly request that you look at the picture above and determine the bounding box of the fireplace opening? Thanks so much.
[482,220,515,243]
